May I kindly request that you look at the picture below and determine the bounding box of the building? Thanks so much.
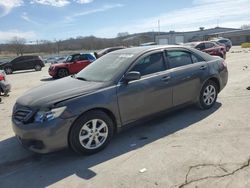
[155,27,239,45]
[208,29,250,45]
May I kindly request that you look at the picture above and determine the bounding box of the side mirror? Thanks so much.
[123,71,141,83]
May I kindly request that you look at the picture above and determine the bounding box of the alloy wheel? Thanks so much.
[203,85,216,105]
[78,119,108,150]
[5,67,12,74]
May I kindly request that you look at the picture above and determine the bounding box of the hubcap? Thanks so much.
[35,65,41,70]
[79,119,108,150]
[58,70,67,77]
[203,85,216,105]
[5,68,12,74]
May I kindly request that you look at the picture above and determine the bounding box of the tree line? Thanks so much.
[0,33,155,56]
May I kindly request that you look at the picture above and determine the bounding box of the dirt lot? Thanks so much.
[0,46,250,188]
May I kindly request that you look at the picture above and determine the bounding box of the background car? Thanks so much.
[95,46,126,58]
[0,70,11,95]
[0,55,45,74]
[13,46,228,155]
[48,53,96,78]
[211,38,232,52]
[51,57,67,64]
[184,41,226,59]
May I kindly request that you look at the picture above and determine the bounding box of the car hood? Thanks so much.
[0,62,9,67]
[50,62,67,67]
[16,76,107,108]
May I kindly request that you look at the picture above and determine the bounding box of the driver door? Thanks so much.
[117,51,173,124]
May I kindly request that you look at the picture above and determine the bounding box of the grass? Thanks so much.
[241,43,250,48]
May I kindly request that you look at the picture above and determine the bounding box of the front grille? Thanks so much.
[13,106,33,123]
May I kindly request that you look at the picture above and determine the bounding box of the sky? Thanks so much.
[0,0,250,43]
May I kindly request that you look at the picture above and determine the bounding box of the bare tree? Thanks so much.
[241,24,250,29]
[9,37,26,56]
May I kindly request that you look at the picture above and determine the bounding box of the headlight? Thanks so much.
[34,106,66,123]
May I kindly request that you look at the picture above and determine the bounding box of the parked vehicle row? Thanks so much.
[184,41,227,59]
[0,55,45,74]
[210,38,232,52]
[12,45,228,155]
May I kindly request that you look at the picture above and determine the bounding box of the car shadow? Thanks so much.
[11,70,37,75]
[0,103,221,187]
[40,77,55,82]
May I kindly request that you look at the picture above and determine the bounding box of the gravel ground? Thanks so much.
[0,46,250,188]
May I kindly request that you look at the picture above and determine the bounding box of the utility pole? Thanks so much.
[158,20,161,35]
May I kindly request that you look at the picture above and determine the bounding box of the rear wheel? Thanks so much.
[4,67,13,74]
[34,64,42,71]
[57,68,69,78]
[198,80,218,109]
[69,110,114,155]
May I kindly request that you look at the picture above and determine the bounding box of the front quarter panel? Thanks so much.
[59,85,122,128]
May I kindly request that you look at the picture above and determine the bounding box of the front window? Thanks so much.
[130,52,166,76]
[65,55,72,62]
[75,53,134,82]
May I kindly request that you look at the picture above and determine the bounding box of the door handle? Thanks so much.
[161,75,171,82]
[200,65,207,70]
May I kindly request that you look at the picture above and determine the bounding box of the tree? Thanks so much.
[241,24,250,30]
[9,37,26,56]
[117,32,129,38]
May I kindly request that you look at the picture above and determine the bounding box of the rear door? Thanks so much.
[165,49,209,106]
[23,56,36,69]
[203,42,216,55]
[117,51,173,124]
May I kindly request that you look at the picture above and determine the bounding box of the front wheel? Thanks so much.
[198,80,218,109]
[4,67,13,74]
[69,110,114,155]
[57,68,69,78]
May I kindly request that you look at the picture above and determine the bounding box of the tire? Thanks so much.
[34,64,42,71]
[69,110,114,155]
[198,80,218,109]
[4,67,13,74]
[226,46,230,52]
[57,68,69,78]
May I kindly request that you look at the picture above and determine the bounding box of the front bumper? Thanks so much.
[12,116,76,153]
[48,68,56,77]
[0,80,11,94]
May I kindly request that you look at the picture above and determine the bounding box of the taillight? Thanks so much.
[0,74,5,81]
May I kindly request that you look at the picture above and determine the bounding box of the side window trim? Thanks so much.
[128,50,167,78]
[165,49,194,69]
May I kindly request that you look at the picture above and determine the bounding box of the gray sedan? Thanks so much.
[12,46,228,154]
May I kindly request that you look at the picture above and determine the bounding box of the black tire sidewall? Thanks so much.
[57,69,68,78]
[69,111,114,155]
[199,80,218,109]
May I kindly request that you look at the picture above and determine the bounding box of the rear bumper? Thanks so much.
[219,68,228,92]
[0,80,11,94]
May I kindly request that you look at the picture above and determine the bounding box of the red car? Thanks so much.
[184,41,226,59]
[49,53,96,78]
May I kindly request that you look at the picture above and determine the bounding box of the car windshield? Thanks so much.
[65,56,72,62]
[75,53,135,82]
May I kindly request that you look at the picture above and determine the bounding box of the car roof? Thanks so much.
[112,45,181,55]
